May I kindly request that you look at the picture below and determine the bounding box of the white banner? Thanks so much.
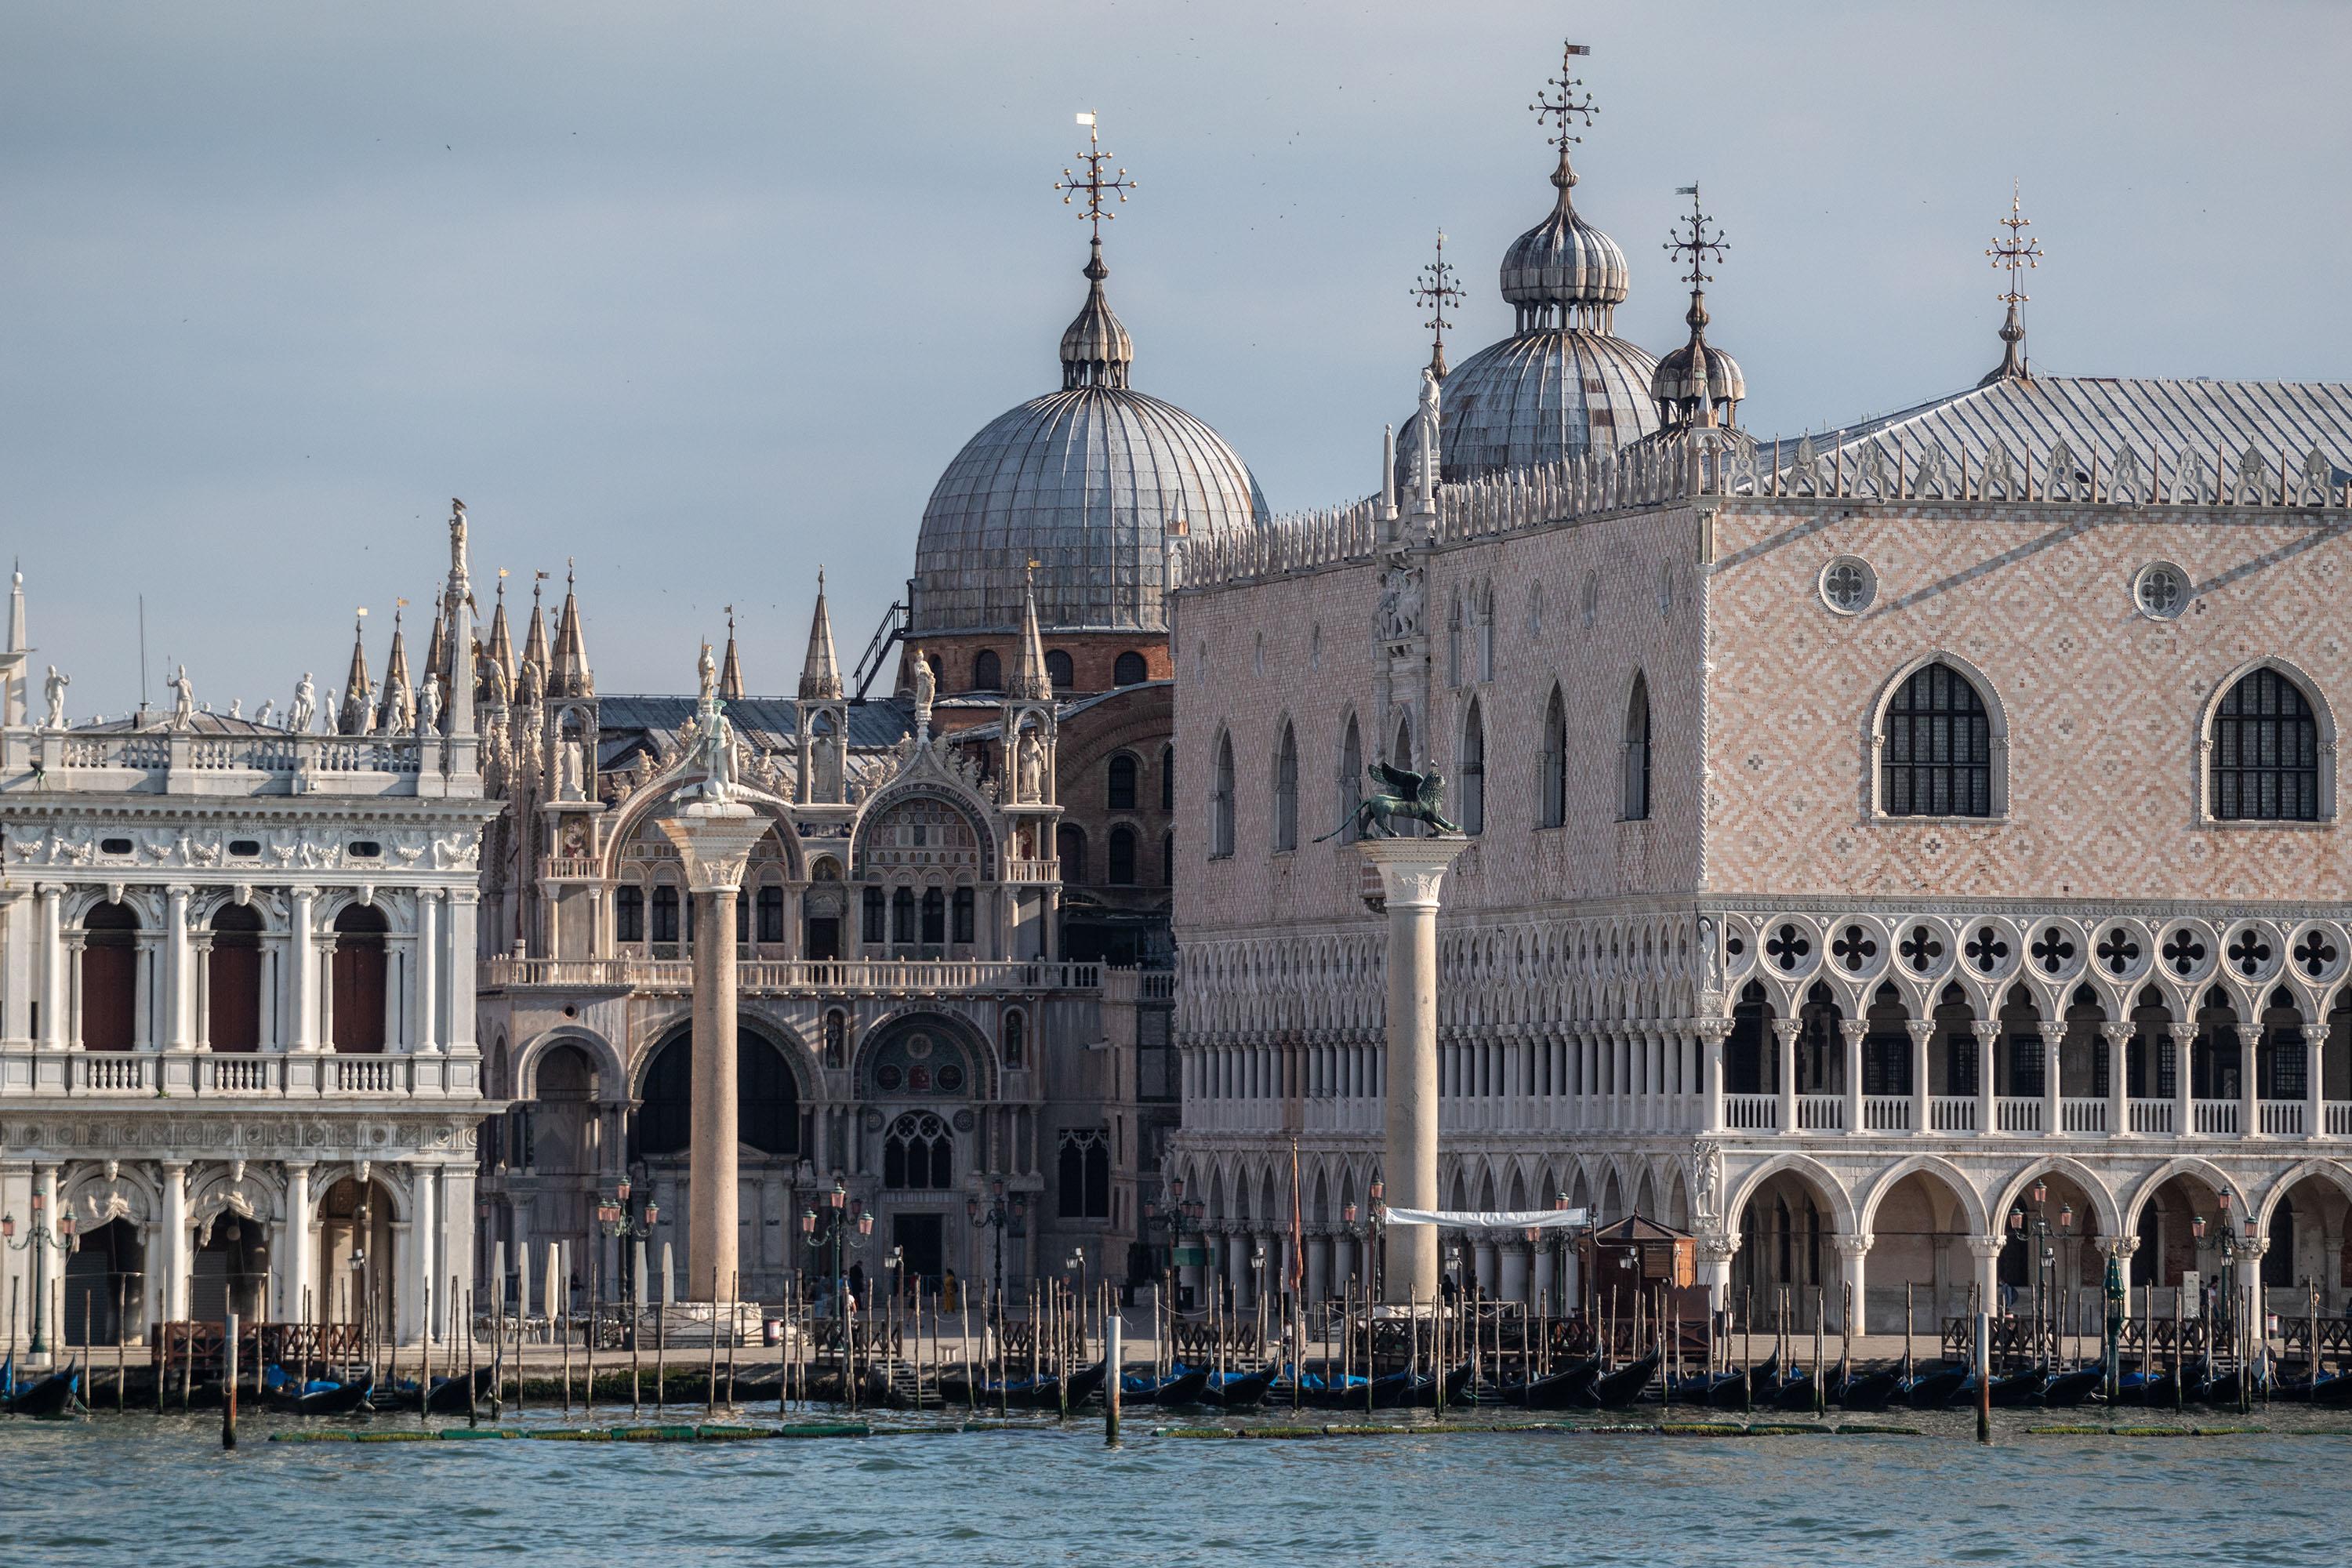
[1384,1207,1590,1230]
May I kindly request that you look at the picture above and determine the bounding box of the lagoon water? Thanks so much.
[5,1406,2348,1566]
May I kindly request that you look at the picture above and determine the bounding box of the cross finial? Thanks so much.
[1531,41,1596,152]
[1410,229,1466,378]
[1664,184,1729,292]
[1054,111,1138,244]
[1987,178,2043,306]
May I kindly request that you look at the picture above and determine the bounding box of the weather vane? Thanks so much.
[1531,41,1595,151]
[1410,230,1466,376]
[1054,111,1137,242]
[1664,184,1729,290]
[1988,179,2043,305]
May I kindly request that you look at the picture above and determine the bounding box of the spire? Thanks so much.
[720,606,746,699]
[798,571,843,701]
[339,609,374,735]
[1980,180,2043,387]
[1411,229,1465,380]
[8,561,24,655]
[1009,564,1053,702]
[441,499,477,762]
[486,572,517,685]
[378,604,414,732]
[1652,184,1744,432]
[1053,112,1139,390]
[522,573,551,681]
[423,600,447,691]
[550,560,593,698]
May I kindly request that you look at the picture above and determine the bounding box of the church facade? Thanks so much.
[1167,47,2352,1332]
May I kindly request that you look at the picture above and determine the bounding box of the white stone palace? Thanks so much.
[1166,45,2352,1334]
[0,518,500,1350]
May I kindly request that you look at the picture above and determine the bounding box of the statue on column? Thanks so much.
[1316,759,1459,840]
[697,640,718,702]
[695,702,739,805]
[42,665,68,729]
[911,649,937,738]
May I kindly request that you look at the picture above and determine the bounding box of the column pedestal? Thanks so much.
[657,797,769,1302]
[1358,837,1470,1306]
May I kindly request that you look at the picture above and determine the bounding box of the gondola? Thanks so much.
[1988,1367,2049,1407]
[1118,1366,1210,1406]
[3,1364,80,1417]
[1770,1370,1822,1412]
[1702,1359,1767,1410]
[1589,1352,1661,1410]
[1504,1356,1602,1410]
[2310,1370,2352,1406]
[1196,1366,1276,1410]
[422,1364,496,1414]
[1903,1365,1968,1410]
[1414,1363,1476,1408]
[2190,1365,2266,1406]
[2039,1366,2106,1408]
[1062,1360,1108,1407]
[1836,1369,1903,1411]
[263,1365,376,1416]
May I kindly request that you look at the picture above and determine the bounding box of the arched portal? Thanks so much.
[315,1174,398,1332]
[1733,1165,1845,1330]
[1859,1165,1977,1332]
[60,1217,143,1345]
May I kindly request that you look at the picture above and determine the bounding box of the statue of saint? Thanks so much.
[416,673,441,736]
[1017,728,1047,803]
[169,665,196,728]
[913,650,937,709]
[697,640,718,702]
[42,665,68,730]
[698,703,738,804]
[559,738,584,800]
[289,673,315,733]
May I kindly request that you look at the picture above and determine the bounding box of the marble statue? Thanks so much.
[255,699,275,728]
[42,665,68,729]
[289,673,315,733]
[697,703,738,804]
[559,739,584,800]
[1017,728,1047,803]
[697,640,717,702]
[416,673,441,736]
[169,665,195,728]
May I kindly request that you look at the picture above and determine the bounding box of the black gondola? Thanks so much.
[1590,1351,1661,1410]
[2310,1370,2352,1406]
[422,1364,496,1414]
[1988,1367,2048,1407]
[1118,1366,1210,1406]
[1196,1367,1276,1410]
[1836,1368,1904,1411]
[1770,1370,1820,1412]
[3,1365,79,1417]
[1904,1365,1968,1409]
[2039,1367,2105,1408]
[1503,1357,1602,1410]
[263,1367,376,1416]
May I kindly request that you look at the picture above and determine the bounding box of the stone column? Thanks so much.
[2308,1026,2325,1142]
[415,892,441,1054]
[2042,1025,2063,1137]
[2236,1024,2261,1138]
[2171,1022,2198,1136]
[391,1221,418,1343]
[1973,1020,2001,1135]
[2100,1023,2132,1138]
[412,1162,437,1345]
[1965,1233,2004,1317]
[165,885,194,1051]
[1840,1018,1867,1134]
[1773,1020,1799,1134]
[657,799,768,1301]
[289,890,317,1051]
[1907,1019,1936,1134]
[161,1161,190,1323]
[1358,837,1470,1306]
[1835,1233,1871,1333]
[36,885,64,1048]
[1699,1018,1729,1134]
[1697,1232,1736,1312]
[284,1162,313,1323]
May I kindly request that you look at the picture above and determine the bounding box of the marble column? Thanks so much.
[289,890,318,1051]
[2042,1025,2063,1137]
[1700,1019,1728,1134]
[161,1161,190,1323]
[2171,1023,2198,1137]
[1840,1018,1867,1134]
[165,885,193,1051]
[1966,1233,2004,1316]
[284,1162,313,1323]
[2100,1023,2132,1138]
[1359,837,1470,1305]
[1973,1020,2001,1135]
[1908,1020,1936,1135]
[1697,1233,1736,1312]
[415,892,441,1054]
[36,885,64,1048]
[657,798,768,1301]
[1773,1020,1799,1134]
[2236,1024,2261,1138]
[1835,1233,1871,1333]
[412,1163,437,1344]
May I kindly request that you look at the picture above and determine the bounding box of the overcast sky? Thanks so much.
[5,1,2347,717]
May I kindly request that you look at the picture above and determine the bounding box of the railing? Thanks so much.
[1861,1094,1912,1132]
[2330,1102,2352,1137]
[2259,1100,2307,1136]
[1929,1095,1976,1133]
[332,1058,404,1093]
[74,1053,156,1092]
[484,955,1103,994]
[2060,1098,2107,1134]
[1794,1094,1844,1132]
[205,1055,277,1093]
[543,856,597,879]
[2129,1099,2176,1134]
[1722,1093,1778,1131]
[1995,1097,2042,1134]
[2193,1099,2240,1135]
[53,730,431,776]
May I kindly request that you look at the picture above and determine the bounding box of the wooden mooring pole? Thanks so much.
[1974,1308,1991,1445]
[1105,1307,1121,1444]
[222,1310,239,1451]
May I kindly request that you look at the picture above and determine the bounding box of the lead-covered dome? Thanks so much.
[1500,152,1630,313]
[913,240,1265,637]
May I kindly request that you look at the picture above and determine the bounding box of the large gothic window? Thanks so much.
[2211,667,2321,822]
[920,887,946,945]
[1881,662,1992,818]
[1540,685,1567,828]
[1272,723,1299,851]
[861,886,885,946]
[651,884,681,944]
[952,886,975,943]
[1210,733,1236,858]
[885,1112,953,1189]
[1336,714,1363,843]
[615,884,644,943]
[891,886,916,944]
[1458,699,1486,833]
[1621,673,1650,822]
[1044,649,1075,690]
[1057,1128,1111,1218]
[756,884,784,943]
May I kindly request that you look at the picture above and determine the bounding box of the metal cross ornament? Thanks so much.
[1664,184,1729,289]
[1531,41,1595,150]
[1410,230,1465,372]
[1987,180,2043,305]
[1055,111,1137,241]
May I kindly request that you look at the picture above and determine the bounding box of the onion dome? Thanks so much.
[1651,289,1745,432]
[1500,148,1632,329]
[912,240,1265,638]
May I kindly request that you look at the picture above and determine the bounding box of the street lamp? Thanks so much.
[1341,1179,1387,1303]
[2007,1181,2073,1372]
[1143,1176,1207,1310]
[802,1178,873,1324]
[966,1178,1023,1317]
[597,1177,659,1338]
[1,1193,77,1355]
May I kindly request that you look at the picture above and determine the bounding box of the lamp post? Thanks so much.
[2202,1190,2262,1407]
[801,1178,873,1324]
[597,1177,659,1341]
[1142,1175,1207,1311]
[2006,1180,2072,1373]
[1341,1179,1388,1304]
[1,1193,77,1356]
[966,1178,1023,1318]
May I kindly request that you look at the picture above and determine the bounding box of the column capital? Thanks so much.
[1352,837,1472,910]
[1833,1232,1874,1258]
[1906,1019,1939,1043]
[2098,1022,2135,1047]
[2168,1022,2201,1044]
[1971,1019,2004,1042]
[1965,1233,2006,1261]
[1693,1017,1735,1044]
[2097,1235,2138,1258]
[655,802,768,892]
[1771,1018,1802,1044]
[1838,1018,1871,1043]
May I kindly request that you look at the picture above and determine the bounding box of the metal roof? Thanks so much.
[593,693,915,757]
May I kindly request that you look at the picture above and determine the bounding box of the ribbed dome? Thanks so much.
[1500,151,1629,318]
[913,390,1265,637]
[1650,295,1745,426]
[1396,328,1660,487]
[1058,239,1134,389]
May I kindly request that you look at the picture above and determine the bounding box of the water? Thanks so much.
[5,1404,2349,1566]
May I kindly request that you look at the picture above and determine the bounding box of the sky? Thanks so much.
[5,1,2348,717]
